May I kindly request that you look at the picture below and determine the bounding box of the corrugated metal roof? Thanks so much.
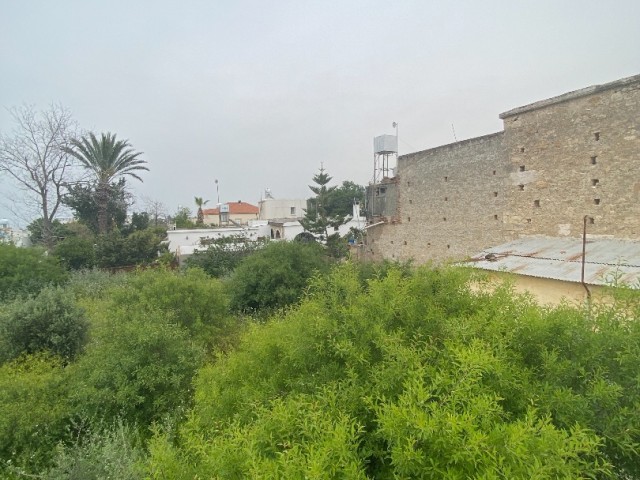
[465,236,640,287]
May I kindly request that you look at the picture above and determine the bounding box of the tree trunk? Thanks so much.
[96,182,110,235]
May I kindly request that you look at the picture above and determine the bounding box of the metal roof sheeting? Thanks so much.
[465,236,640,288]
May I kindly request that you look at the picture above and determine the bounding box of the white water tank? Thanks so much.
[374,135,397,154]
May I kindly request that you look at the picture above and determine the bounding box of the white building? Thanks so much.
[258,197,307,221]
[0,219,31,247]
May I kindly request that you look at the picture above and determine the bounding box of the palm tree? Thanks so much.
[63,132,148,234]
[194,196,209,225]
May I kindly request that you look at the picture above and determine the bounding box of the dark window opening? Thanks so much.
[594,198,601,205]
[518,184,525,191]
[494,214,498,220]
[403,240,407,245]
[493,170,496,175]
[592,179,599,186]
[519,165,525,172]
[520,147,525,153]
[443,217,447,221]
[591,156,597,165]
[444,196,448,201]
[409,199,412,204]
[534,200,540,207]
[407,216,411,222]
[447,244,450,249]
[526,218,532,223]
[444,176,448,182]
[493,191,498,197]
[594,132,600,141]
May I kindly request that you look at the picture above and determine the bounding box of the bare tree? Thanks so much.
[143,196,168,227]
[0,105,77,249]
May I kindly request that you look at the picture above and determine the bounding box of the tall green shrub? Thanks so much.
[147,263,640,478]
[229,240,330,313]
[0,244,68,300]
[0,286,88,363]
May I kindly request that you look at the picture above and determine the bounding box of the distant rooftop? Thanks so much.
[203,201,259,215]
[465,236,640,287]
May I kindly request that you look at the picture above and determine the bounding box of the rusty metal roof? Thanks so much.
[465,236,640,287]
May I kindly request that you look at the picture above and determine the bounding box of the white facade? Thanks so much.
[258,198,307,220]
[167,221,270,263]
[0,220,32,247]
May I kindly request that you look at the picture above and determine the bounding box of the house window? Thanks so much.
[519,165,526,172]
[290,207,296,215]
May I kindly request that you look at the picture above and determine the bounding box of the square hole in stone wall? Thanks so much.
[444,196,448,201]
[493,191,498,197]
[494,214,498,220]
[591,156,597,165]
[592,179,600,186]
[534,200,540,207]
[526,218,532,223]
[518,184,525,191]
[594,198,601,205]
[520,147,525,153]
[493,170,496,175]
[443,217,447,221]
[519,165,526,172]
[594,132,600,141]
[444,176,448,182]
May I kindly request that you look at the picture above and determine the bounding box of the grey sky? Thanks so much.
[1,0,639,225]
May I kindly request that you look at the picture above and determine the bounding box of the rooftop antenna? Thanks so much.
[451,123,458,142]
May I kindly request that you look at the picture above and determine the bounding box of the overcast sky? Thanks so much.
[1,0,639,225]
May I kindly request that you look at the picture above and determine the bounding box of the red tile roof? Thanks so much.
[203,201,259,215]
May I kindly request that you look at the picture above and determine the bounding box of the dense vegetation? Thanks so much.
[1,240,639,479]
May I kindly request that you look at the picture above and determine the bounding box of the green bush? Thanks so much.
[229,240,330,313]
[186,236,267,278]
[108,268,236,353]
[95,229,164,268]
[0,355,72,476]
[43,420,145,480]
[53,236,96,270]
[0,244,68,300]
[147,263,640,478]
[68,308,203,427]
[0,286,88,363]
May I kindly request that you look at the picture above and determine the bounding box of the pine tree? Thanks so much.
[300,165,346,240]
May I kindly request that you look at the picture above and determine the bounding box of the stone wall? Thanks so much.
[367,74,640,263]
[501,76,640,239]
[368,132,508,262]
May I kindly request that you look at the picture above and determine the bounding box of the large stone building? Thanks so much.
[367,74,640,264]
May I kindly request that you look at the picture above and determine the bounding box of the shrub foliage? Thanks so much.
[148,264,640,479]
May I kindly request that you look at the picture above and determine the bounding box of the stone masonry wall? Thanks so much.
[501,78,640,239]
[367,75,640,264]
[368,132,509,262]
